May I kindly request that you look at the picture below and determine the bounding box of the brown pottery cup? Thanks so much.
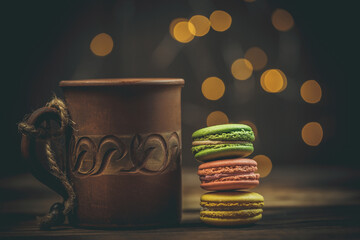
[21,78,184,228]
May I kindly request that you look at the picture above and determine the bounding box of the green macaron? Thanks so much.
[192,124,255,162]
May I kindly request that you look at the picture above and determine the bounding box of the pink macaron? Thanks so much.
[198,158,260,191]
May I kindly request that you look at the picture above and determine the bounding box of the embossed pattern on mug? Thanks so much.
[69,131,181,176]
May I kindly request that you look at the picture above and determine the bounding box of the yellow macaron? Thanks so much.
[200,191,264,226]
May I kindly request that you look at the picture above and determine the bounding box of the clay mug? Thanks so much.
[21,78,184,227]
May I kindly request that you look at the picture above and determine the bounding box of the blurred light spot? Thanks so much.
[169,18,187,39]
[90,33,114,56]
[260,69,287,93]
[244,47,268,71]
[189,15,211,37]
[239,120,258,138]
[231,59,253,80]
[207,111,229,126]
[302,122,323,146]
[253,155,272,178]
[271,9,294,32]
[210,10,232,32]
[300,80,322,104]
[202,77,225,101]
[173,21,195,43]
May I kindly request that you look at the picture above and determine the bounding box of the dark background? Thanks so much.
[1,0,352,176]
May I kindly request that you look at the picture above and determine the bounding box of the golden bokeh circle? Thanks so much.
[90,33,114,56]
[302,122,323,146]
[201,77,225,101]
[169,18,187,39]
[260,69,287,93]
[244,47,268,71]
[210,10,232,32]
[239,120,258,138]
[300,80,322,104]
[173,21,195,43]
[207,111,229,126]
[271,9,294,32]
[231,58,253,80]
[189,15,211,37]
[253,155,272,178]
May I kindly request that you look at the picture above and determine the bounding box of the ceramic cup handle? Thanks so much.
[20,107,72,199]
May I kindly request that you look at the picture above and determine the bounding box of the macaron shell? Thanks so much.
[194,145,254,162]
[201,209,263,218]
[198,158,257,169]
[200,180,259,191]
[200,191,264,203]
[192,124,253,139]
[200,214,262,226]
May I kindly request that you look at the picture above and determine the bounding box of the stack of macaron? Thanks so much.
[191,124,264,226]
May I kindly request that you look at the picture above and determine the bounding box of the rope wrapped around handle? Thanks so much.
[18,96,76,229]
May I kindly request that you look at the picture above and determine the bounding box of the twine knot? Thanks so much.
[18,95,76,230]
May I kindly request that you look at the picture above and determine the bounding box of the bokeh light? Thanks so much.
[169,18,187,38]
[300,80,322,104]
[244,47,268,71]
[189,15,211,37]
[271,9,294,32]
[90,33,114,56]
[209,10,232,32]
[207,111,229,126]
[231,58,253,80]
[173,21,195,43]
[253,155,272,178]
[260,69,287,93]
[201,77,225,101]
[302,122,323,146]
[239,120,258,138]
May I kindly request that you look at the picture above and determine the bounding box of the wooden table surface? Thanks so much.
[1,165,359,239]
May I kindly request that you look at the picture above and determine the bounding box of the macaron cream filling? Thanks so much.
[191,143,253,155]
[192,140,250,145]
